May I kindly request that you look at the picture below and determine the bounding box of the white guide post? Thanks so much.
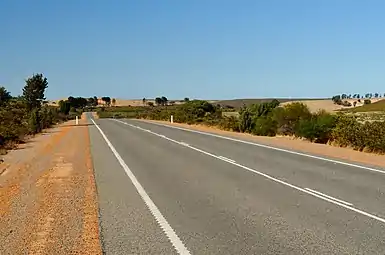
[76,116,79,125]
[170,115,174,123]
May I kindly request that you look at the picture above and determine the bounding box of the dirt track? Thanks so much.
[0,118,101,254]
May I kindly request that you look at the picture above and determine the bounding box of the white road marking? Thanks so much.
[113,119,385,224]
[179,142,189,146]
[218,156,236,163]
[138,121,385,175]
[305,188,353,206]
[91,119,191,255]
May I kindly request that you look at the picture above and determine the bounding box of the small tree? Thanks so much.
[22,73,48,111]
[161,96,168,106]
[0,87,12,106]
[364,99,371,105]
[101,97,111,106]
[112,98,116,106]
[353,101,357,107]
[58,100,71,115]
[147,102,154,107]
[332,95,342,105]
[184,97,190,102]
[155,97,162,106]
[142,98,146,105]
[28,108,41,134]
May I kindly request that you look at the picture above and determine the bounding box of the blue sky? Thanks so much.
[1,0,384,100]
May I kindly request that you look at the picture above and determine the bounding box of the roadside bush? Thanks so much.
[273,102,312,135]
[360,121,385,153]
[331,115,364,150]
[28,109,41,134]
[0,101,28,142]
[295,110,337,143]
[252,116,277,136]
[218,116,240,132]
[239,107,254,132]
[238,100,280,133]
[364,99,371,105]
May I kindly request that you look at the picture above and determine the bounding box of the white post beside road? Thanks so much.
[170,115,174,123]
[76,116,79,125]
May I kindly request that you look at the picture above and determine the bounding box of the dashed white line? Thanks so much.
[218,156,236,163]
[305,188,353,206]
[139,120,385,175]
[91,119,191,255]
[113,119,385,224]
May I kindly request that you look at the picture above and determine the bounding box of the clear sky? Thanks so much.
[1,0,384,100]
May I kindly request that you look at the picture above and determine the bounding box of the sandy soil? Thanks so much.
[142,120,385,168]
[0,118,101,254]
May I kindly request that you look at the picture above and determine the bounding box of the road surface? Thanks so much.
[88,115,385,254]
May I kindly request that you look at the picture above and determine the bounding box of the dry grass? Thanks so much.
[47,97,384,113]
[281,98,383,113]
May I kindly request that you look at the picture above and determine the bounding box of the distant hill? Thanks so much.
[347,99,385,112]
[215,98,329,109]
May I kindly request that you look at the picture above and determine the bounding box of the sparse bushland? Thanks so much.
[98,98,385,154]
[0,74,82,154]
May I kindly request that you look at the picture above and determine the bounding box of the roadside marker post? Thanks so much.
[171,115,174,123]
[76,116,79,125]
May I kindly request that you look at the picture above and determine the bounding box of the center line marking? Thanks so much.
[218,156,236,163]
[139,120,385,175]
[305,188,353,206]
[113,119,385,225]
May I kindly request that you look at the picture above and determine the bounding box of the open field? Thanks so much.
[48,97,385,113]
[215,98,327,108]
[345,99,385,112]
[216,98,384,112]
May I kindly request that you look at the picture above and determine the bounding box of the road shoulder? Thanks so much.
[0,120,102,254]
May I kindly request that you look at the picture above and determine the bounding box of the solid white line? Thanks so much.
[180,142,189,146]
[113,119,385,224]
[137,120,385,175]
[91,119,191,255]
[305,188,353,206]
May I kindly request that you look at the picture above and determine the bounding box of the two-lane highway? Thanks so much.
[88,116,385,254]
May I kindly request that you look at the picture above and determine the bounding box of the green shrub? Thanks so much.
[218,116,240,132]
[295,111,337,143]
[360,121,385,153]
[331,115,364,150]
[239,107,254,133]
[273,102,312,135]
[252,117,277,136]
[0,102,28,142]
[28,109,41,134]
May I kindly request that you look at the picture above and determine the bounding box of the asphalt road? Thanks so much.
[87,115,385,254]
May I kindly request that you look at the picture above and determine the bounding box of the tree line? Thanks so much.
[332,92,384,106]
[130,99,385,154]
[1,74,59,152]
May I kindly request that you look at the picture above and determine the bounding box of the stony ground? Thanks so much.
[0,118,101,254]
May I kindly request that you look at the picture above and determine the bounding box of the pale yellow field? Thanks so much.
[47,97,382,113]
[281,98,382,113]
